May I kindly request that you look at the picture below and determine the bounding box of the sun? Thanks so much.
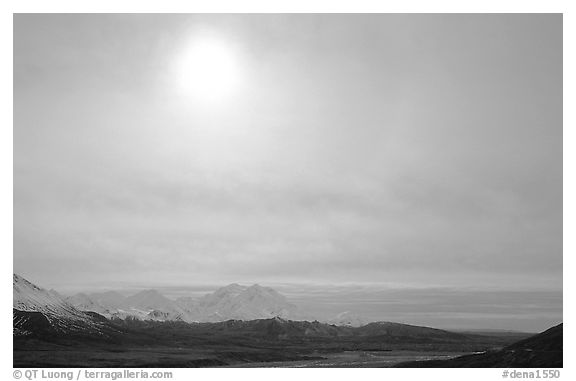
[174,37,241,102]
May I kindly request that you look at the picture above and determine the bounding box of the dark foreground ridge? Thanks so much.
[394,323,563,368]
[14,310,543,368]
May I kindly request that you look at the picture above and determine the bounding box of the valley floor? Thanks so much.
[223,350,471,368]
[13,347,470,368]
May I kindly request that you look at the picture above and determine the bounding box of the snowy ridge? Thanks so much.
[13,274,105,334]
[190,284,304,322]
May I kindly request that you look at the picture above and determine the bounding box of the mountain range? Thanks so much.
[15,274,318,325]
[12,273,472,343]
[63,282,308,323]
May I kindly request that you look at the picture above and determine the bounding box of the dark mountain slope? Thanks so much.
[356,321,471,342]
[395,323,563,368]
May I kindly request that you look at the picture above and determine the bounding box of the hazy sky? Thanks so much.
[14,14,562,330]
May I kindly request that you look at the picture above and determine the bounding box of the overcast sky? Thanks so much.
[14,14,562,330]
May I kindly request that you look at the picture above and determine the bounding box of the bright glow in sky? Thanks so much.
[173,35,242,102]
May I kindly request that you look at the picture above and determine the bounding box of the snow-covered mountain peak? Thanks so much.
[222,283,243,290]
[124,289,181,312]
[212,283,246,296]
[15,274,74,311]
[89,291,126,309]
[13,273,105,334]
[14,273,41,291]
[328,311,366,327]
[245,284,283,296]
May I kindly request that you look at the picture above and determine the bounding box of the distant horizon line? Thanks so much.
[12,271,562,295]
